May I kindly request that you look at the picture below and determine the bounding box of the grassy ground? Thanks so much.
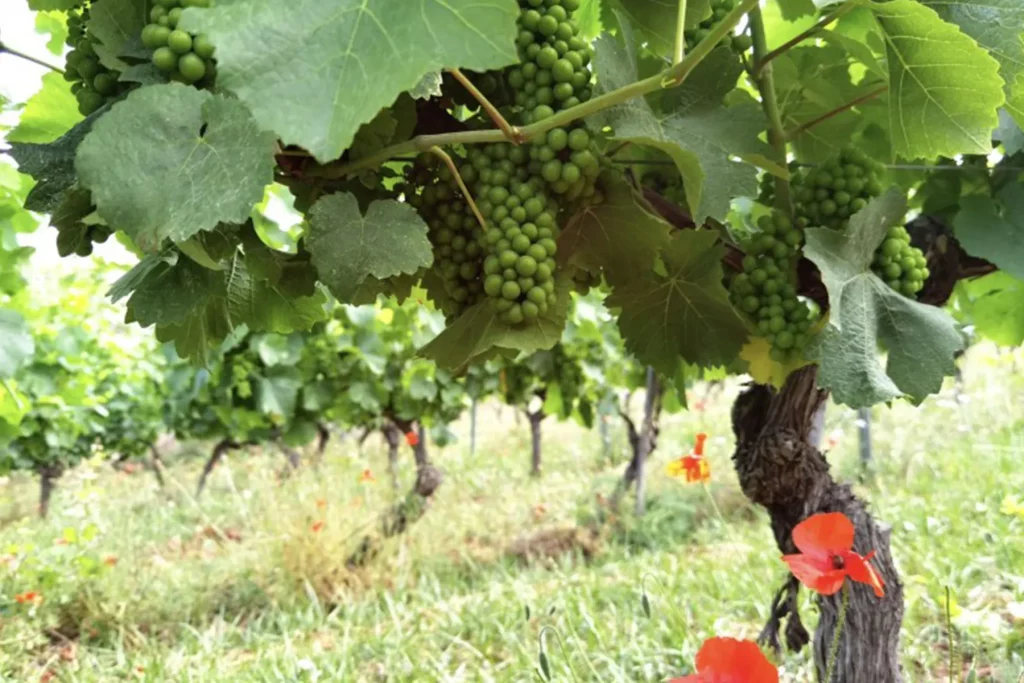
[1,345,1024,682]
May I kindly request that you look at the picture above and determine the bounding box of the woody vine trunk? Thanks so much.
[527,409,544,477]
[349,421,442,567]
[731,366,903,683]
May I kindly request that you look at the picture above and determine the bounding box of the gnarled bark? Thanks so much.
[149,445,166,488]
[732,366,903,683]
[527,409,544,477]
[610,370,663,513]
[349,420,443,567]
[196,439,240,497]
[38,465,63,518]
[381,422,402,490]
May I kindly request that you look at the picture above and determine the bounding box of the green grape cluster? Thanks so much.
[525,123,602,201]
[405,156,487,317]
[64,4,125,115]
[791,149,885,230]
[684,0,753,54]
[141,0,216,85]
[226,352,256,400]
[508,0,594,116]
[872,225,929,297]
[729,212,818,355]
[468,143,560,324]
[61,225,112,258]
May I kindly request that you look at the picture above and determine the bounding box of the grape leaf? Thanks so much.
[954,185,1024,280]
[956,272,1024,346]
[591,25,770,223]
[777,0,816,20]
[872,0,1005,158]
[0,310,34,380]
[739,336,813,388]
[7,72,81,144]
[84,0,147,71]
[558,173,671,288]
[773,46,865,163]
[922,0,1024,128]
[601,0,712,56]
[306,193,433,302]
[178,0,520,162]
[124,254,224,327]
[409,73,443,100]
[34,12,68,57]
[255,375,301,419]
[607,230,749,375]
[9,110,103,213]
[422,280,571,372]
[27,0,78,10]
[153,302,233,364]
[76,84,276,251]
[574,0,604,40]
[224,253,328,333]
[995,108,1024,155]
[804,189,963,407]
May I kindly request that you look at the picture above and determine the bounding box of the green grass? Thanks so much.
[2,344,1024,682]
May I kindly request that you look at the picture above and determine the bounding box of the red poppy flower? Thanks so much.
[359,468,376,484]
[405,430,419,447]
[102,554,118,567]
[311,521,324,533]
[670,637,778,683]
[781,512,885,598]
[15,591,42,604]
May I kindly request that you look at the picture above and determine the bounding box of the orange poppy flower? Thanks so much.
[316,498,327,509]
[666,455,711,483]
[359,468,376,484]
[666,433,711,483]
[670,637,778,682]
[102,554,118,567]
[781,512,885,598]
[311,521,324,533]
[405,430,419,447]
[15,591,42,605]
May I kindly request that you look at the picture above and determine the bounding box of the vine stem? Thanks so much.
[753,0,858,77]
[749,6,792,216]
[427,146,488,232]
[823,583,850,683]
[674,0,689,65]
[0,43,63,73]
[315,0,759,179]
[447,68,523,143]
[786,85,887,141]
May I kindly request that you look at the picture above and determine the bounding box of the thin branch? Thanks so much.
[428,146,488,233]
[749,6,792,216]
[785,85,888,141]
[674,0,689,66]
[0,43,63,73]
[447,68,522,143]
[753,0,857,77]
[316,0,759,178]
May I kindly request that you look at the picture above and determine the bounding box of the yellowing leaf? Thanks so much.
[739,336,811,388]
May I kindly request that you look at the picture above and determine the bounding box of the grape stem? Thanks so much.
[0,42,63,73]
[674,0,689,66]
[749,6,792,216]
[427,146,489,233]
[785,85,888,141]
[314,0,759,179]
[447,68,524,143]
[753,0,858,77]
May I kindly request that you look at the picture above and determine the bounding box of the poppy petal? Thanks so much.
[782,554,846,595]
[667,677,705,683]
[841,551,885,598]
[694,433,708,456]
[792,512,855,556]
[694,637,778,683]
